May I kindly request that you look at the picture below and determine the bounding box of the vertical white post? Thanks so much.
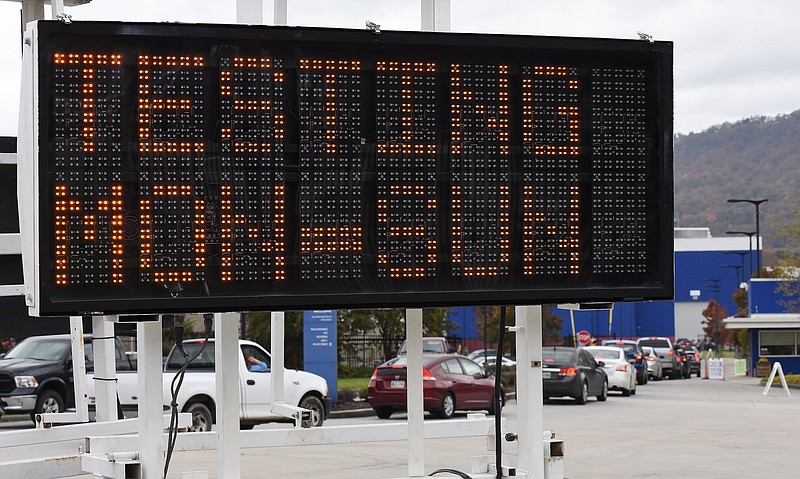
[271,311,286,404]
[216,312,242,479]
[50,0,64,19]
[36,320,89,426]
[137,318,163,479]
[69,316,89,421]
[235,0,263,24]
[515,305,545,478]
[21,0,45,27]
[406,308,424,477]
[273,0,288,26]
[92,315,118,422]
[421,0,451,32]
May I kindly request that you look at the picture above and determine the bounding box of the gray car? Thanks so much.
[641,346,664,380]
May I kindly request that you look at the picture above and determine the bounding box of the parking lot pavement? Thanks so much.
[2,375,797,478]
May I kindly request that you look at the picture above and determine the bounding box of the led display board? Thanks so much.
[20,21,673,316]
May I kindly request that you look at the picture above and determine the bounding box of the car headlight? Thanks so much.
[15,376,38,388]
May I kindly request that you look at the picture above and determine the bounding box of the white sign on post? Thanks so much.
[708,358,724,380]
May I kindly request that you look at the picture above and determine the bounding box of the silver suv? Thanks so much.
[637,337,680,379]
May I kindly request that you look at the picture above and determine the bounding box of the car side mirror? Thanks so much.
[597,361,605,368]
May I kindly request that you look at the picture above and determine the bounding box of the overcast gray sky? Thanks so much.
[1,0,798,136]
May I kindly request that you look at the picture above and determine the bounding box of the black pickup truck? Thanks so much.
[0,334,134,420]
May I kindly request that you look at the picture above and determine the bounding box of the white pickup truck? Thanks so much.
[104,338,331,431]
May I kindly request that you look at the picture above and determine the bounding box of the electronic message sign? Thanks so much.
[19,21,673,316]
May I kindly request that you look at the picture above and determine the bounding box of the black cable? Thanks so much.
[429,468,473,478]
[163,316,212,478]
[495,306,507,479]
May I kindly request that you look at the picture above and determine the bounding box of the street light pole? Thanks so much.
[721,264,742,285]
[723,251,748,283]
[728,198,768,277]
[726,231,756,278]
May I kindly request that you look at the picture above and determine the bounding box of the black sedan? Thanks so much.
[542,347,608,404]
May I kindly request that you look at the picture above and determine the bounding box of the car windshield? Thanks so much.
[381,356,439,368]
[542,349,574,364]
[399,340,446,354]
[165,342,216,370]
[639,339,670,348]
[613,344,636,353]
[587,348,622,360]
[4,338,70,361]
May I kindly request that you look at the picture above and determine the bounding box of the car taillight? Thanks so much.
[668,350,674,356]
[370,368,378,381]
[635,354,643,361]
[422,368,437,381]
[616,364,628,372]
[558,367,578,377]
[646,356,656,361]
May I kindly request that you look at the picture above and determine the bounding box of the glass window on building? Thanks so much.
[759,331,797,356]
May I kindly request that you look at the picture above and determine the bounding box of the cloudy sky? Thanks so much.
[0,0,798,136]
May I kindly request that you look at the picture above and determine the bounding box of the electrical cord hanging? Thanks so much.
[494,306,507,479]
[163,315,213,478]
[429,468,473,478]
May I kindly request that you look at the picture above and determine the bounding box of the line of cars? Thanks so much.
[366,336,703,417]
[542,337,702,404]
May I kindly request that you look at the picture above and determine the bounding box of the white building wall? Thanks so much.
[674,301,707,342]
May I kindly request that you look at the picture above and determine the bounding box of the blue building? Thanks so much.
[449,228,754,346]
[725,278,800,375]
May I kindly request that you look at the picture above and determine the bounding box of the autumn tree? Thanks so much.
[772,191,800,311]
[701,300,730,348]
[474,305,563,353]
[336,308,456,361]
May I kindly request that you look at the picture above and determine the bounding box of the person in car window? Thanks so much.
[245,353,267,372]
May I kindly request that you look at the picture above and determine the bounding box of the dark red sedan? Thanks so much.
[367,354,504,419]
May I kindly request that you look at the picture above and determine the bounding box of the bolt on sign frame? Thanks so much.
[19,21,673,316]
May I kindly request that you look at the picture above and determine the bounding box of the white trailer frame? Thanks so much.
[3,1,557,478]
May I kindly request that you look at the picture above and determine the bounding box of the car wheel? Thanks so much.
[644,371,648,385]
[575,380,589,405]
[488,392,503,416]
[374,407,393,419]
[621,387,631,397]
[435,392,456,419]
[240,423,255,430]
[299,395,325,427]
[186,402,214,432]
[596,380,608,402]
[31,390,65,423]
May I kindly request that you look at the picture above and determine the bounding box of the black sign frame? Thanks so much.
[26,21,673,316]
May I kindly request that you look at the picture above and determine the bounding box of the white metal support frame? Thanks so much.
[405,308,424,477]
[37,316,90,426]
[216,312,242,479]
[92,315,119,423]
[137,318,164,479]
[420,0,450,32]
[514,305,546,478]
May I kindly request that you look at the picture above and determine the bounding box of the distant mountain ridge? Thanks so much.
[674,110,800,250]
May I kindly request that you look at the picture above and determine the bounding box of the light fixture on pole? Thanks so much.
[723,251,748,282]
[726,231,756,278]
[721,264,742,285]
[728,198,768,277]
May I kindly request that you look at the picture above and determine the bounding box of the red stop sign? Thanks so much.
[577,330,592,345]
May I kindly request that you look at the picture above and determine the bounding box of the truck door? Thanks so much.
[240,344,273,418]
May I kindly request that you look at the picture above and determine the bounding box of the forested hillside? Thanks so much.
[674,110,800,250]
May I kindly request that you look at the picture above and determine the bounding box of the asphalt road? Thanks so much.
[0,375,796,478]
